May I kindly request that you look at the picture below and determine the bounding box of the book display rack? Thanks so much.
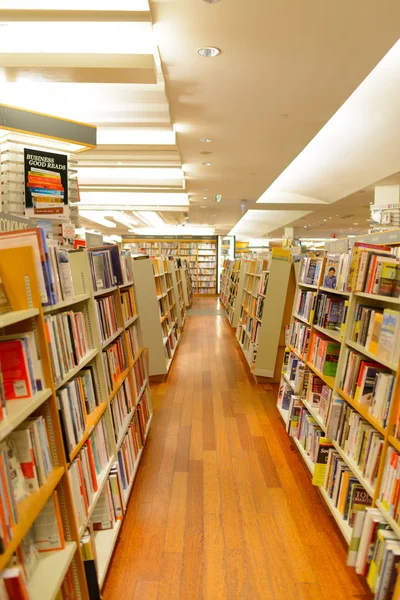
[129,238,218,295]
[133,256,182,380]
[0,241,152,599]
[276,232,400,593]
[236,249,295,380]
[219,259,246,328]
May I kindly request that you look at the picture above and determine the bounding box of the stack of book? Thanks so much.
[348,508,400,598]
[309,333,340,377]
[88,246,123,291]
[45,310,90,384]
[95,295,119,344]
[69,417,110,530]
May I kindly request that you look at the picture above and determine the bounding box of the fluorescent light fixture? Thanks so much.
[0,0,149,8]
[80,211,117,228]
[200,138,213,143]
[97,127,175,145]
[198,47,220,58]
[78,192,189,207]
[129,225,215,236]
[0,22,155,54]
[104,235,123,243]
[77,166,184,185]
[257,39,400,204]
[134,211,165,227]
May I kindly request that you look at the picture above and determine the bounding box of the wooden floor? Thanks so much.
[103,297,371,600]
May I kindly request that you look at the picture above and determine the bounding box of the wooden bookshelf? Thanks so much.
[235,249,296,381]
[219,259,246,328]
[0,244,153,598]
[132,256,182,379]
[275,234,400,561]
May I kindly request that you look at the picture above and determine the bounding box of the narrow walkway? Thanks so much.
[103,297,370,600]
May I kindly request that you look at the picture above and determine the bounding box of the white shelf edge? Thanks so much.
[319,487,353,544]
[276,403,289,425]
[95,520,123,588]
[101,327,124,350]
[43,294,90,314]
[312,323,342,342]
[124,314,139,328]
[0,388,52,442]
[0,307,39,327]
[355,291,400,305]
[345,339,398,371]
[94,286,118,297]
[28,541,77,600]
[55,349,99,390]
[319,286,350,297]
[292,436,315,474]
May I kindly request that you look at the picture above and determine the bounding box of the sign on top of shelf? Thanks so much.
[348,229,400,247]
[324,238,349,253]
[24,148,69,218]
[86,232,103,248]
[0,212,30,232]
[271,247,291,262]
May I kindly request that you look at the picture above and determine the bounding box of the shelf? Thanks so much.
[345,339,398,371]
[300,396,326,431]
[337,388,386,436]
[375,500,400,539]
[319,286,350,297]
[0,466,65,572]
[43,294,90,314]
[293,312,311,325]
[355,291,400,305]
[116,408,136,451]
[306,361,336,389]
[131,348,144,367]
[0,307,39,327]
[109,367,130,402]
[124,314,139,328]
[276,404,289,424]
[298,282,319,290]
[69,402,108,462]
[94,286,118,297]
[95,520,123,588]
[288,345,308,362]
[136,378,148,405]
[119,281,134,289]
[79,457,116,537]
[292,436,315,474]
[312,323,342,342]
[101,327,124,350]
[0,388,52,442]
[319,487,353,544]
[55,349,99,390]
[281,371,295,390]
[29,541,77,600]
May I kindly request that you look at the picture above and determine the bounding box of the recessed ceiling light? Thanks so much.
[353,222,359,225]
[323,219,327,222]
[202,197,208,200]
[200,138,213,143]
[200,205,207,208]
[202,162,212,166]
[198,47,220,58]
[203,0,221,3]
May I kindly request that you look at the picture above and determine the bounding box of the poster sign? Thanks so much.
[24,148,68,217]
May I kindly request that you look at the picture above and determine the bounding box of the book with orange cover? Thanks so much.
[86,439,98,492]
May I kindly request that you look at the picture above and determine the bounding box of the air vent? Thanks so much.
[340,214,354,219]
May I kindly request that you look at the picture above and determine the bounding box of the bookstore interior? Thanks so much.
[0,3,399,600]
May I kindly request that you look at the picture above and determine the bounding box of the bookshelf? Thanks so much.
[219,259,246,328]
[168,260,186,329]
[0,243,153,599]
[181,263,193,308]
[236,249,296,380]
[275,233,400,563]
[128,237,218,295]
[132,256,182,380]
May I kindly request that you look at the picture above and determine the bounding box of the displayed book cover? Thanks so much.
[24,149,68,218]
[349,486,372,528]
[368,312,383,355]
[312,438,333,486]
[323,254,340,289]
[379,309,400,363]
[378,261,399,296]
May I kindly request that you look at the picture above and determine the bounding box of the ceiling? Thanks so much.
[0,1,399,238]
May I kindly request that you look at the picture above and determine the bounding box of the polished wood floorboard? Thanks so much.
[103,297,371,600]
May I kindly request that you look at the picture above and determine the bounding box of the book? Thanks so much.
[33,491,65,552]
[0,274,11,315]
[312,438,333,486]
[378,309,400,364]
[368,312,383,355]
[323,254,340,290]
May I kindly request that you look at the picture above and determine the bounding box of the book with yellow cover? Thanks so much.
[0,274,11,315]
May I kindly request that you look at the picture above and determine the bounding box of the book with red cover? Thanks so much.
[0,340,33,400]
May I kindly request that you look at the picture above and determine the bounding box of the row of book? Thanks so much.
[348,242,399,296]
[120,287,136,324]
[0,415,54,553]
[313,293,347,332]
[45,310,90,385]
[348,508,400,598]
[288,321,310,359]
[308,333,340,377]
[126,322,140,360]
[351,304,400,364]
[68,417,110,531]
[299,257,323,286]
[88,246,125,292]
[57,368,100,459]
[294,290,314,323]
[111,379,135,444]
[103,337,129,395]
[95,294,119,345]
